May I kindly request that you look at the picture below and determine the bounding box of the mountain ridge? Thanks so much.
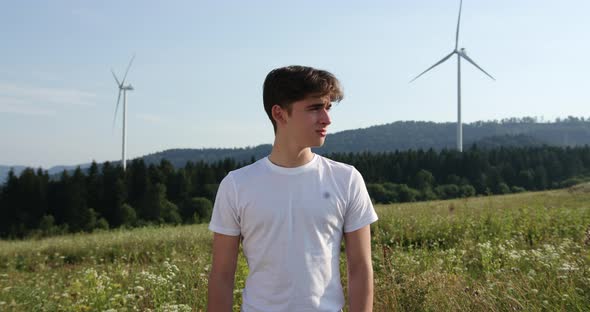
[2,118,589,183]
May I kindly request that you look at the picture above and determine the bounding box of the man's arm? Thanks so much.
[207,232,241,312]
[344,225,374,312]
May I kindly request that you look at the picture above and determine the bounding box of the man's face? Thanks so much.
[280,95,332,148]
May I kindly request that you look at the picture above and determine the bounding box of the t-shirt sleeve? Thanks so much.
[208,173,241,236]
[343,167,378,233]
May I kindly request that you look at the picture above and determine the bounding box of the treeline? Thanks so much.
[0,158,246,238]
[328,145,590,203]
[1,145,590,238]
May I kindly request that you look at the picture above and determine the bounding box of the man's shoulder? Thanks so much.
[225,157,268,182]
[317,155,356,174]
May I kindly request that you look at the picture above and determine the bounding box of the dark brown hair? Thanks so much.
[263,65,343,132]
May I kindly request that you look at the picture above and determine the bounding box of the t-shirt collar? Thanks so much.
[264,153,319,175]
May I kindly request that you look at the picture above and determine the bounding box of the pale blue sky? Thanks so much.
[1,0,589,167]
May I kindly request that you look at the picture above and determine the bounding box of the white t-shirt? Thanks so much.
[208,154,378,312]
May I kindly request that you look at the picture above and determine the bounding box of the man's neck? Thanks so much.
[269,137,314,168]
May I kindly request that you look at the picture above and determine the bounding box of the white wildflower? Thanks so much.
[559,262,578,272]
[160,303,192,312]
[527,269,536,278]
[508,250,521,260]
[139,271,168,286]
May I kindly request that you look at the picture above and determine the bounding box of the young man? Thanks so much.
[208,66,378,312]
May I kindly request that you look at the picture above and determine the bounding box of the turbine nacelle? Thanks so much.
[452,48,466,56]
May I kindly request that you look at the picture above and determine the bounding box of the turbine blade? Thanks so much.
[409,51,456,83]
[112,90,122,128]
[111,69,121,86]
[459,52,496,80]
[455,0,463,50]
[121,54,135,85]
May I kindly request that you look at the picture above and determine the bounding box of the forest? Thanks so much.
[1,144,589,238]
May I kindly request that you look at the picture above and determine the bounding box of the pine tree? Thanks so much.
[0,170,19,236]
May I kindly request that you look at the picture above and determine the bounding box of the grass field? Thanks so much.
[1,185,590,311]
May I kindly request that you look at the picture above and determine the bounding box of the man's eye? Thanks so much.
[309,105,331,111]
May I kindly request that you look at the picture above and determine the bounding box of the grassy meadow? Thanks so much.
[1,184,590,311]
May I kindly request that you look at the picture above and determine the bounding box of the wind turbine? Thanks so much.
[111,55,135,171]
[410,0,495,152]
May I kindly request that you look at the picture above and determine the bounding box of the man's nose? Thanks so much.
[320,108,331,126]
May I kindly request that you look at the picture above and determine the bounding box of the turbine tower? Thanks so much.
[111,55,135,171]
[410,0,495,152]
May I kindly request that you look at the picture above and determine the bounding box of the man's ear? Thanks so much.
[271,105,287,126]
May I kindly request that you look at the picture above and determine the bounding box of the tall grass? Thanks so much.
[1,185,589,311]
